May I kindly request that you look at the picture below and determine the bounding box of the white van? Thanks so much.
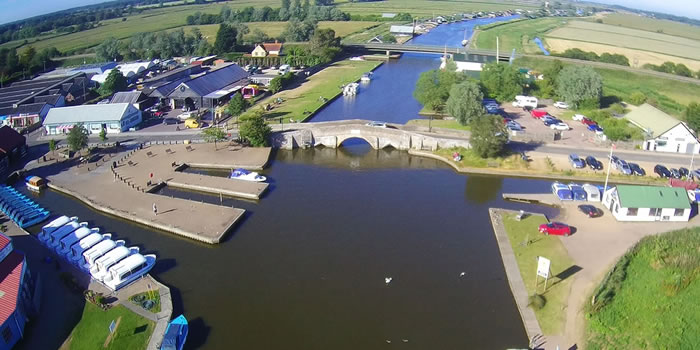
[279,64,290,75]
[512,95,538,108]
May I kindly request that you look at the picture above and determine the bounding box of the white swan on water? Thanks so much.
[385,277,393,284]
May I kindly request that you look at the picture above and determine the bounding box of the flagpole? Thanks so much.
[603,144,614,196]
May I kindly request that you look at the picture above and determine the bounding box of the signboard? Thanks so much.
[109,320,116,334]
[536,256,550,279]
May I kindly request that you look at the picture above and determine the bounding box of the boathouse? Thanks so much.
[43,103,142,135]
[602,185,691,222]
[0,233,38,350]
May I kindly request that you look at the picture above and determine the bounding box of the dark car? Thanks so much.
[670,168,682,178]
[569,154,586,168]
[585,155,603,170]
[578,204,602,218]
[654,164,672,178]
[628,163,645,176]
[679,167,689,178]
[162,117,180,125]
[588,124,604,133]
[544,118,562,126]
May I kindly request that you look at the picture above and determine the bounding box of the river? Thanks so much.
[15,15,557,350]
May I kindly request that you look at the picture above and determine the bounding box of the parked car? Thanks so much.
[569,154,586,168]
[162,117,180,125]
[365,121,387,128]
[609,154,619,163]
[588,124,604,134]
[581,118,597,126]
[654,164,672,178]
[578,204,602,218]
[628,163,645,176]
[616,159,632,175]
[184,118,200,129]
[506,121,522,131]
[679,167,689,178]
[550,122,570,130]
[539,222,571,236]
[585,155,603,170]
[530,109,548,118]
[572,114,586,121]
[543,118,562,126]
[554,101,570,109]
[670,168,682,178]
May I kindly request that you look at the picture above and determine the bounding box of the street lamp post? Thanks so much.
[603,144,615,198]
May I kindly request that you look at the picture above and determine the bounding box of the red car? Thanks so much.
[530,109,548,118]
[581,118,597,126]
[539,222,571,236]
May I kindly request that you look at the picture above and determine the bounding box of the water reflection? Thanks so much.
[465,175,505,204]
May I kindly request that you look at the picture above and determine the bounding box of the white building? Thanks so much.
[91,61,156,84]
[625,103,700,154]
[43,103,142,135]
[602,185,691,222]
[390,25,414,36]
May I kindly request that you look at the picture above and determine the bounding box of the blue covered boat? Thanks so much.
[0,186,50,228]
[160,314,188,350]
[552,182,573,201]
[568,183,587,201]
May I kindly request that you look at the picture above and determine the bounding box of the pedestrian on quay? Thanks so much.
[153,203,158,216]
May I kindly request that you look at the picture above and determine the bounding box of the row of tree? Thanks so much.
[186,2,348,26]
[0,46,60,87]
[642,61,697,78]
[555,48,630,67]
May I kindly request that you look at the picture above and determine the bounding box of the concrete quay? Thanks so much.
[164,171,267,200]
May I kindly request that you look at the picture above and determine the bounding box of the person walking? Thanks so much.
[153,203,158,216]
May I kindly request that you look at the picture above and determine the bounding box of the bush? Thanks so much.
[528,294,547,310]
[628,91,647,105]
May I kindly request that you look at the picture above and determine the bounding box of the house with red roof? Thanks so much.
[250,42,284,58]
[0,232,37,350]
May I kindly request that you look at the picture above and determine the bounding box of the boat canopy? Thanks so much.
[71,233,103,257]
[552,182,573,201]
[83,240,118,265]
[582,184,601,202]
[49,222,81,243]
[95,246,130,271]
[568,184,587,201]
[25,176,46,187]
[59,227,92,250]
[107,254,147,281]
[41,215,71,236]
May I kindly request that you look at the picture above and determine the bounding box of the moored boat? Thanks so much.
[78,239,125,270]
[552,182,573,201]
[230,168,266,182]
[360,72,372,83]
[160,315,189,350]
[56,226,97,255]
[46,221,87,247]
[103,253,157,291]
[66,233,109,262]
[39,216,76,242]
[25,176,47,192]
[90,245,140,281]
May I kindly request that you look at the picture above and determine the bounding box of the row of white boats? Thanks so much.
[38,215,156,291]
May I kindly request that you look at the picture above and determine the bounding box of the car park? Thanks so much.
[654,164,672,178]
[628,163,645,176]
[569,154,586,168]
[539,222,571,236]
[550,122,570,130]
[572,114,586,121]
[578,204,602,218]
[554,101,570,109]
[670,168,682,178]
[585,155,603,170]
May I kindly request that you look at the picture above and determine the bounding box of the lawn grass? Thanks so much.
[66,304,154,350]
[586,227,700,349]
[406,118,471,131]
[471,17,569,54]
[589,13,700,42]
[342,22,394,44]
[336,0,538,17]
[514,56,700,116]
[232,59,381,124]
[501,213,576,335]
[181,21,380,43]
[129,291,161,314]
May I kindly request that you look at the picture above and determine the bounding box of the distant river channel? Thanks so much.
[15,16,560,350]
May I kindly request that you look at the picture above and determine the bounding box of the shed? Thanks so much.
[43,103,142,135]
[625,103,699,154]
[0,126,27,171]
[602,185,691,222]
[390,25,415,36]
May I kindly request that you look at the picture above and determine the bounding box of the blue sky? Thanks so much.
[0,0,698,25]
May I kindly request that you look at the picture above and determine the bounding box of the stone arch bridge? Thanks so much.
[271,120,471,151]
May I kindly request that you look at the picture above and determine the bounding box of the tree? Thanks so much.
[67,124,88,152]
[684,102,700,133]
[283,18,317,42]
[202,127,228,149]
[99,128,107,142]
[49,139,56,154]
[279,0,291,21]
[381,33,397,43]
[413,68,463,113]
[96,37,122,61]
[479,62,523,102]
[239,110,271,147]
[674,63,693,77]
[309,28,340,63]
[446,80,485,125]
[227,93,249,116]
[19,46,36,68]
[213,23,237,54]
[247,28,270,43]
[98,69,127,96]
[628,91,646,105]
[556,65,603,109]
[269,76,283,93]
[470,115,509,158]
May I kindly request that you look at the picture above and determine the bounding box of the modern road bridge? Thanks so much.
[342,43,514,62]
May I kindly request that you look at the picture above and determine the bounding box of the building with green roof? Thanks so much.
[602,185,691,222]
[625,103,700,154]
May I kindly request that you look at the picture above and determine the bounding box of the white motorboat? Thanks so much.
[66,233,110,262]
[39,216,77,242]
[342,83,359,96]
[360,72,372,83]
[91,245,140,281]
[46,221,87,248]
[461,29,469,46]
[230,169,266,182]
[103,253,157,291]
[78,239,125,271]
[56,226,98,254]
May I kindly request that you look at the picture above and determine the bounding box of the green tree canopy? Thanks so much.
[470,115,509,158]
[67,123,88,152]
[556,65,603,109]
[674,63,693,77]
[381,33,397,43]
[98,69,127,96]
[283,18,317,42]
[684,102,700,133]
[446,80,485,126]
[95,37,122,62]
[268,76,283,93]
[413,68,463,113]
[227,93,249,116]
[239,110,271,147]
[309,28,340,63]
[202,127,228,149]
[479,62,523,102]
[214,23,237,54]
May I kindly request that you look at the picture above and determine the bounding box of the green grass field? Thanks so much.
[587,228,700,349]
[547,20,700,61]
[342,22,393,44]
[590,13,700,42]
[472,17,569,54]
[336,0,537,17]
[64,304,154,350]
[180,21,379,42]
[501,213,575,335]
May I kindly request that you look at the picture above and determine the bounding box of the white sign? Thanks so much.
[536,256,551,279]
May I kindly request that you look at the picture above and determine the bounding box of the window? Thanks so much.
[674,208,685,216]
[627,208,638,216]
[649,208,661,216]
[2,326,12,343]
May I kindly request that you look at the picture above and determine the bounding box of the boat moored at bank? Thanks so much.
[78,238,125,270]
[66,233,110,261]
[46,221,87,248]
[90,245,140,281]
[160,314,189,350]
[103,253,157,291]
[230,169,266,182]
[39,215,77,241]
[56,226,98,254]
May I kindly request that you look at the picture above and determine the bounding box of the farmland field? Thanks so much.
[336,0,538,17]
[590,13,700,41]
[547,20,700,61]
[471,17,568,54]
[180,21,380,42]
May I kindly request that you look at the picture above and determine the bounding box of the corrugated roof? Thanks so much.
[616,185,690,209]
[110,91,144,104]
[390,25,414,34]
[624,103,681,137]
[0,126,26,152]
[0,102,48,117]
[168,64,248,98]
[33,94,61,105]
[44,103,133,125]
[0,251,24,325]
[0,234,9,253]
